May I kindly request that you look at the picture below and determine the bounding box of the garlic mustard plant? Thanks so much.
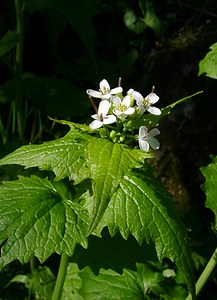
[87,79,161,152]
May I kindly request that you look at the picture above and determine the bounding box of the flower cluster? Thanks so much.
[86,79,161,152]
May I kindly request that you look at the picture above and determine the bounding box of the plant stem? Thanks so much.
[186,247,217,300]
[52,253,69,300]
[14,0,25,140]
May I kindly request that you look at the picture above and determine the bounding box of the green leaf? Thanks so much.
[29,266,55,300]
[85,138,150,232]
[0,176,89,269]
[0,30,20,57]
[142,0,166,37]
[124,10,146,34]
[198,42,217,79]
[65,262,187,299]
[68,263,144,300]
[0,127,90,183]
[97,168,195,298]
[200,156,217,228]
[7,266,56,300]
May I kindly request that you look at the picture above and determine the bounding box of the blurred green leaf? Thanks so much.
[124,10,146,34]
[141,0,166,37]
[26,0,98,59]
[198,42,217,79]
[28,266,56,300]
[0,76,90,117]
[7,266,56,300]
[0,30,19,57]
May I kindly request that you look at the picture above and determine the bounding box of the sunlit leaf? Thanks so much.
[0,176,89,269]
[67,263,144,300]
[65,262,187,299]
[0,127,91,183]
[97,168,195,298]
[85,138,150,232]
[198,42,217,79]
[201,156,217,228]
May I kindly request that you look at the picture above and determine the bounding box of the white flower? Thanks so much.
[112,95,135,119]
[129,90,161,115]
[89,100,116,129]
[86,79,123,100]
[137,126,160,152]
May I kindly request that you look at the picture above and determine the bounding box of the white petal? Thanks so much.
[103,115,116,124]
[136,99,144,107]
[148,128,160,137]
[131,90,144,102]
[91,113,99,120]
[147,106,161,115]
[101,93,112,100]
[124,107,135,115]
[139,126,148,138]
[116,113,126,120]
[86,89,102,98]
[113,108,122,116]
[148,137,160,150]
[100,79,110,94]
[110,87,123,94]
[127,88,134,95]
[122,95,131,107]
[98,100,110,116]
[112,96,121,106]
[139,139,149,152]
[89,120,103,129]
[145,93,159,104]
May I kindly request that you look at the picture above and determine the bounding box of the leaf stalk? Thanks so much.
[52,253,69,300]
[186,247,217,300]
[14,0,25,140]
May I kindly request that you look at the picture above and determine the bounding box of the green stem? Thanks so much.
[14,0,25,140]
[186,247,217,300]
[52,253,69,300]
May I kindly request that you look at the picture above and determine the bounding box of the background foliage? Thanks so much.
[0,0,217,299]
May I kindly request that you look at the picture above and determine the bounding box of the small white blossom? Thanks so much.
[112,95,135,119]
[89,100,116,129]
[137,126,160,152]
[86,79,123,100]
[129,90,161,115]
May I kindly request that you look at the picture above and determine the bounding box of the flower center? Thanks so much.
[117,104,127,112]
[101,87,109,94]
[99,113,104,122]
[142,98,150,108]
